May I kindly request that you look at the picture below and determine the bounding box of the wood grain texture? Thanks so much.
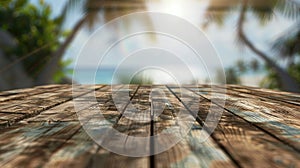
[225,85,300,106]
[78,84,150,168]
[0,121,81,167]
[152,86,236,168]
[0,85,103,128]
[0,85,69,102]
[0,84,300,168]
[174,87,300,168]
[186,86,300,152]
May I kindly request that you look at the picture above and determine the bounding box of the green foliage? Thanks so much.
[236,59,247,73]
[263,24,300,90]
[288,63,300,83]
[224,67,241,85]
[260,67,280,89]
[220,59,261,85]
[53,59,73,83]
[0,0,69,82]
[250,59,260,71]
[261,62,300,90]
[118,72,153,84]
[130,75,153,84]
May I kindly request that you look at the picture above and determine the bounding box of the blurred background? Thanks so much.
[0,0,299,92]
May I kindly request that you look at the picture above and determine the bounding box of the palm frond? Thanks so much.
[272,22,300,58]
[275,0,300,20]
[54,0,84,30]
[65,0,84,14]
[275,0,300,19]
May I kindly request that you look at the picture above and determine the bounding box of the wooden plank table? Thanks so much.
[0,84,299,168]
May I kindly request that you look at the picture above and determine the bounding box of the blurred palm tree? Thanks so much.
[263,24,300,89]
[216,67,241,84]
[204,0,300,92]
[272,22,300,62]
[237,0,300,92]
[36,0,148,85]
[0,0,68,90]
[118,72,153,84]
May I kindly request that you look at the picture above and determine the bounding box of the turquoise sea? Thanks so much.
[68,68,115,84]
[68,68,264,86]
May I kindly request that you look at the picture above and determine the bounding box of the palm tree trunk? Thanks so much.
[0,53,34,90]
[36,15,88,85]
[0,30,33,90]
[238,0,300,92]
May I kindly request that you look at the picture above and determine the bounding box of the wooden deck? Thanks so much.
[0,84,300,168]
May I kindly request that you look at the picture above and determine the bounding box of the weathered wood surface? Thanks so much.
[0,84,300,168]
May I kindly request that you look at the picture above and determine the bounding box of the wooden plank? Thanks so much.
[188,85,300,116]
[22,85,111,123]
[0,85,69,102]
[163,123,237,168]
[0,112,25,127]
[95,85,150,166]
[43,128,99,168]
[226,86,300,111]
[4,85,114,168]
[89,148,148,168]
[185,84,300,105]
[186,86,300,152]
[152,86,236,168]
[0,122,81,167]
[45,86,147,167]
[189,86,300,126]
[0,120,8,126]
[153,85,195,167]
[225,84,300,99]
[226,85,300,106]
[170,87,300,168]
[0,93,71,128]
[0,85,104,128]
[183,124,236,168]
[23,101,77,123]
[9,122,81,167]
[1,84,300,167]
[79,85,150,167]
[74,85,130,121]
